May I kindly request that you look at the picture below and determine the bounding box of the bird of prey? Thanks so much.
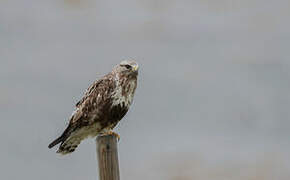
[48,60,139,154]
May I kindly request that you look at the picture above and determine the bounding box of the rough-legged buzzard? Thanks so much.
[48,60,139,154]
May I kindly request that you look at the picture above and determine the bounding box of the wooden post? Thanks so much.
[96,135,120,180]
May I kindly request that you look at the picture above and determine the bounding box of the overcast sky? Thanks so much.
[1,0,290,179]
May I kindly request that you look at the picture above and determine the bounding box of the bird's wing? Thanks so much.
[75,78,102,108]
[71,74,115,125]
[48,74,115,149]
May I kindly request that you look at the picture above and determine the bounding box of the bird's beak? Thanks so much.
[132,64,139,72]
[131,64,139,76]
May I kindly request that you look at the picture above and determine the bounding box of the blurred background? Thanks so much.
[1,0,290,179]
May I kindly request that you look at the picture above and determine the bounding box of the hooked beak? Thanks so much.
[132,64,139,71]
[132,64,139,75]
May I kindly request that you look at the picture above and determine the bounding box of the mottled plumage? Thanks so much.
[48,60,138,154]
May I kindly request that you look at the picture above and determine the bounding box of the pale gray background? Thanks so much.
[1,0,290,180]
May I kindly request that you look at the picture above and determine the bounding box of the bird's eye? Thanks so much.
[124,65,131,69]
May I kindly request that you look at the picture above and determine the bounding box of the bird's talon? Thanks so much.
[103,131,120,141]
[111,131,120,141]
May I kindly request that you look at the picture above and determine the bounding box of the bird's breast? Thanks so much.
[109,104,128,122]
[111,78,137,107]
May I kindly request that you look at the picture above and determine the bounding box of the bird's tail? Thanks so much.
[56,137,81,155]
[48,135,65,149]
[48,129,81,155]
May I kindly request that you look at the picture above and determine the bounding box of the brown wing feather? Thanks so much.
[76,77,103,107]
[48,73,115,150]
[71,74,115,124]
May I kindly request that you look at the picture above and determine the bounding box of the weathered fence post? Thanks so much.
[96,135,120,180]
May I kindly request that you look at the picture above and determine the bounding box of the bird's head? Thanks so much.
[113,60,139,78]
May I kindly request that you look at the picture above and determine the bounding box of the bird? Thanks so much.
[48,60,139,155]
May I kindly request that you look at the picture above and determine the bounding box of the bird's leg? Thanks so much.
[109,131,120,141]
[101,130,120,141]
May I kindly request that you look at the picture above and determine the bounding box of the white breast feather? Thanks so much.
[112,75,136,107]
